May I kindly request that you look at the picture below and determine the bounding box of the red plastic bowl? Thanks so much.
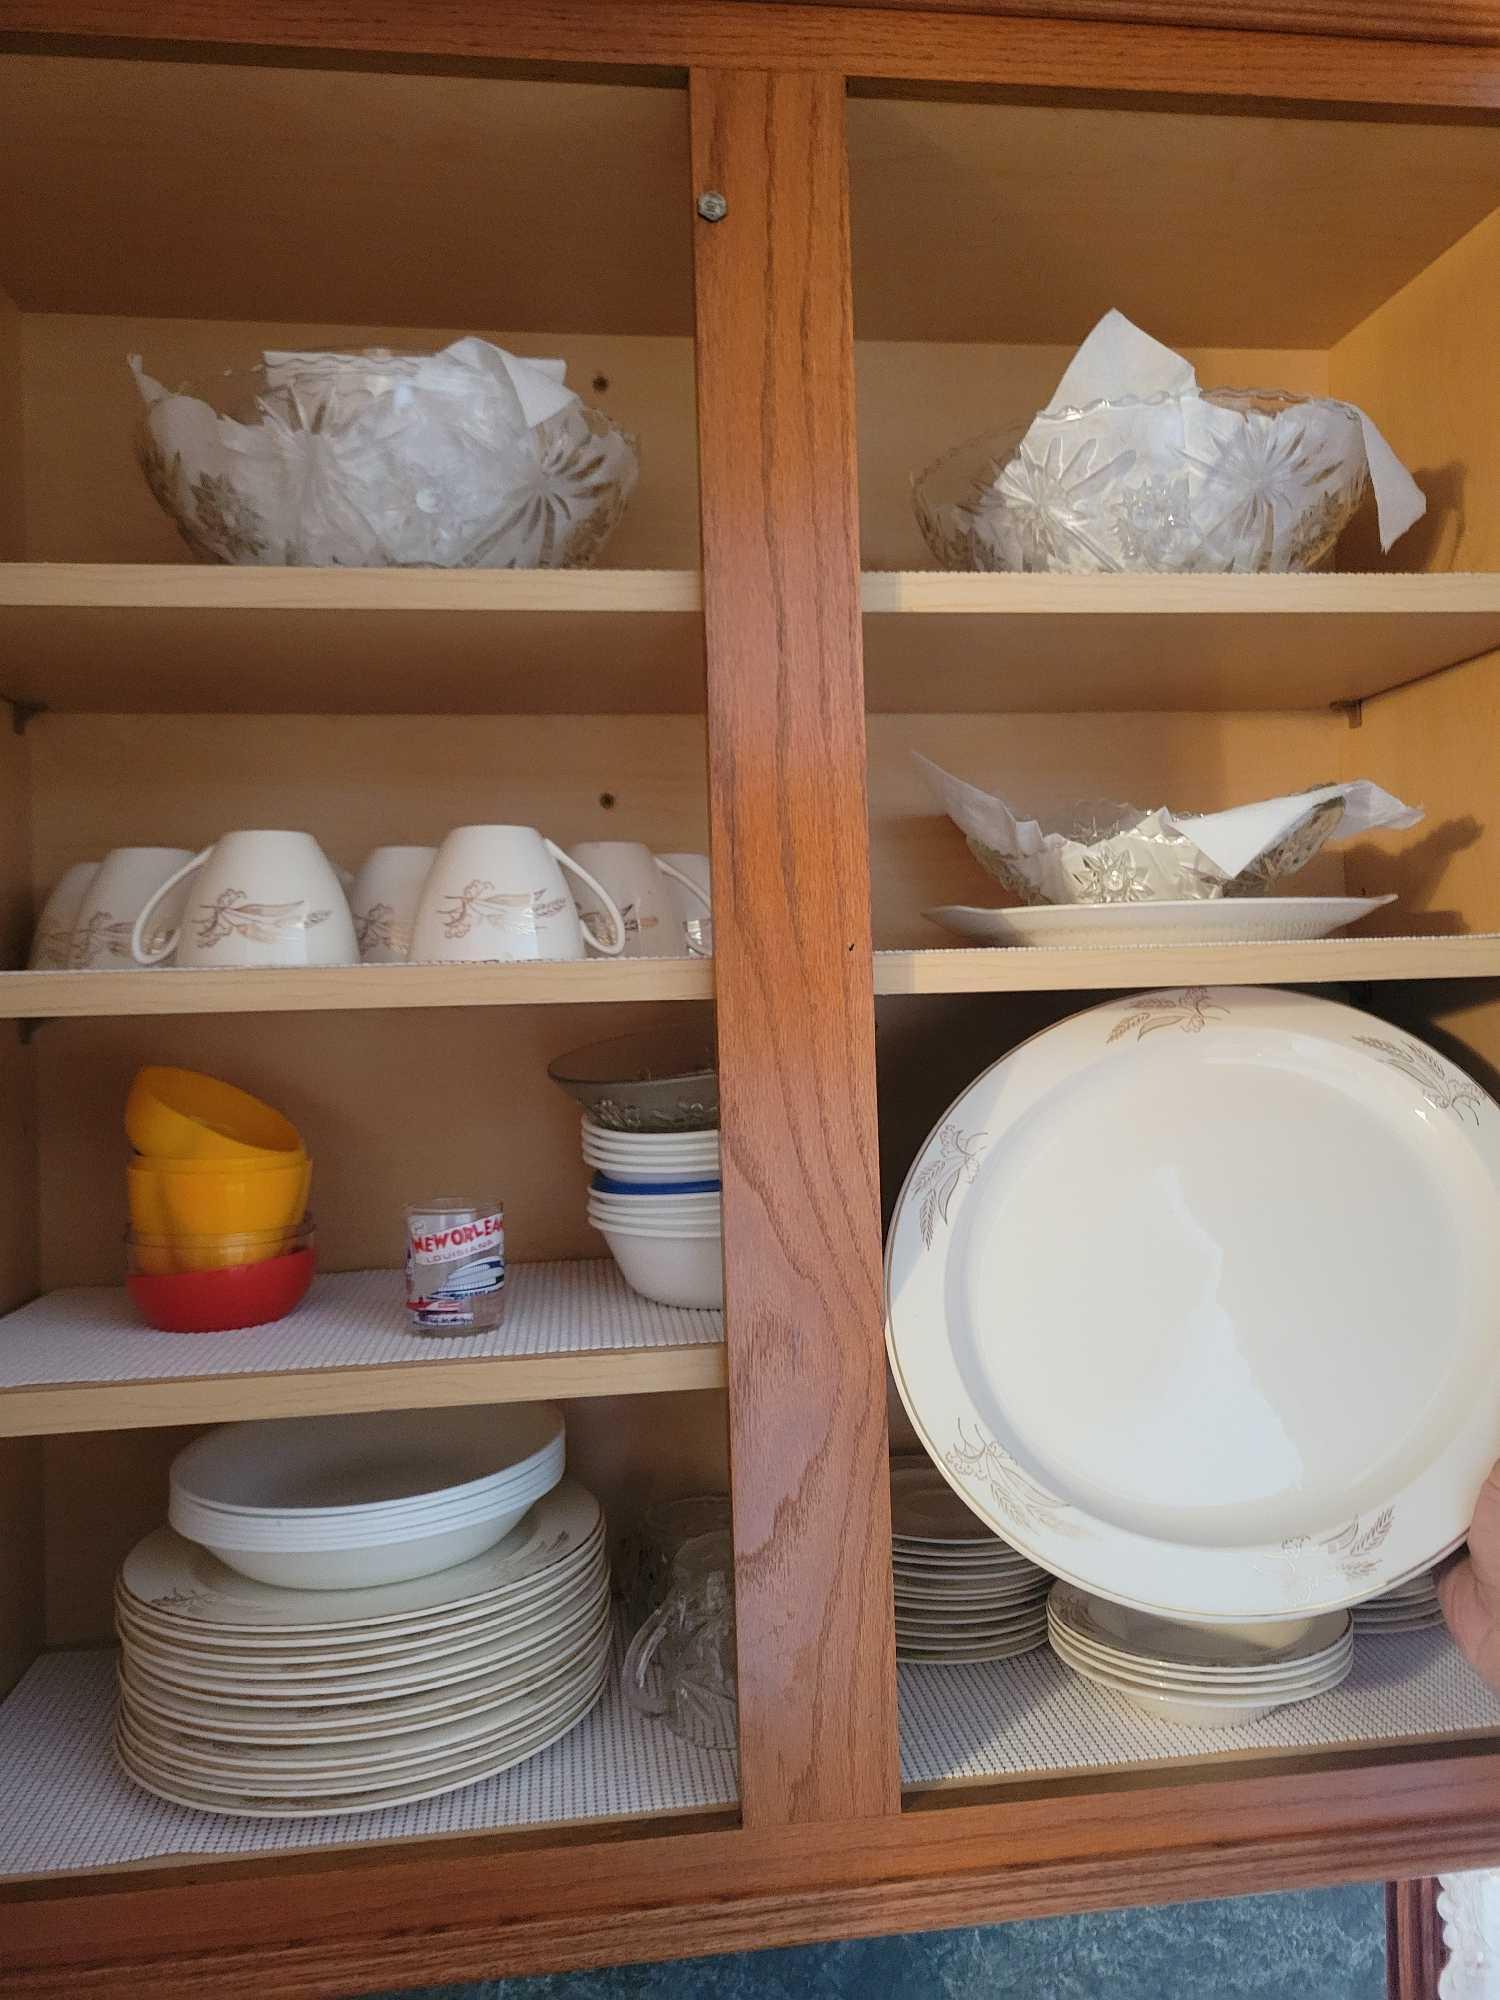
[126,1247,315,1333]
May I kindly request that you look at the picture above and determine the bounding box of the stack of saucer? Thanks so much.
[1353,1567,1445,1632]
[1048,1583,1354,1730]
[114,1479,610,1816]
[891,1465,1051,1664]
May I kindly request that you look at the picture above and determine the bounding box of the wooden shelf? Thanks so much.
[898,1628,1500,1790]
[6,938,1496,1019]
[0,958,714,1019]
[0,566,707,715]
[0,1637,737,1882]
[861,573,1500,713]
[873,935,1500,995]
[9,568,1500,718]
[0,1263,725,1438]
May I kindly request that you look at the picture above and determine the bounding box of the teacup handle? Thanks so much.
[130,848,210,966]
[654,857,712,914]
[547,840,626,957]
[621,1604,673,1718]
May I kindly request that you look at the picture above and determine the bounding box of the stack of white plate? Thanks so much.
[1048,1584,1354,1729]
[1354,1568,1444,1632]
[582,1117,723,1310]
[114,1479,610,1816]
[891,1465,1051,1664]
[168,1405,566,1590]
[886,989,1500,1644]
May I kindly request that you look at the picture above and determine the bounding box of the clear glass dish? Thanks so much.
[135,351,639,569]
[913,387,1370,574]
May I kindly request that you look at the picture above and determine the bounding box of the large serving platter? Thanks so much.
[922,896,1393,950]
[886,986,1500,1620]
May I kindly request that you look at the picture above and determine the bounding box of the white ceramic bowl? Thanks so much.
[171,1405,564,1522]
[587,1204,722,1237]
[588,1188,722,1213]
[582,1123,719,1154]
[597,1225,724,1309]
[193,1512,528,1591]
[172,1465,559,1551]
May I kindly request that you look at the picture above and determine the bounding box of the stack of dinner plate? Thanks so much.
[1353,1567,1445,1633]
[891,1464,1051,1664]
[885,989,1500,1665]
[112,1478,610,1816]
[1047,1583,1354,1730]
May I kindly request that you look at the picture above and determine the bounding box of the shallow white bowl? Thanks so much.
[587,1209,722,1241]
[171,1405,564,1521]
[584,1152,720,1176]
[598,1225,724,1309]
[200,1510,525,1591]
[172,1467,558,1552]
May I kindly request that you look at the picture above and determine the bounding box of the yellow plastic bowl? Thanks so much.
[125,1067,303,1163]
[127,1156,312,1240]
[129,1221,312,1276]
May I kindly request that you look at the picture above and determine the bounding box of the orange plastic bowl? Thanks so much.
[126,1246,315,1333]
[126,1066,304,1163]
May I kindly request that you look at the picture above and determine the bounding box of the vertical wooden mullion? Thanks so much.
[1387,1879,1447,2000]
[689,65,900,1826]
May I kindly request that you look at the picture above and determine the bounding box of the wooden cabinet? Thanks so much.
[2,6,1500,1993]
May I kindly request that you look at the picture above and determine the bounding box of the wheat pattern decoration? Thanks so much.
[909,1123,987,1250]
[1108,987,1229,1044]
[1354,1036,1486,1124]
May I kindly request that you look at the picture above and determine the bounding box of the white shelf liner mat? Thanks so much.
[0,1261,723,1392]
[0,1632,737,1880]
[899,1628,1500,1784]
[4,1628,1497,1880]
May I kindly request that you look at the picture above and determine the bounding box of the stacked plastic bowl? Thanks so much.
[167,1405,567,1589]
[124,1066,314,1332]
[582,1118,723,1309]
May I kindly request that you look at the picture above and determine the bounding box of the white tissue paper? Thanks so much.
[132,338,639,568]
[915,751,1424,906]
[964,310,1425,573]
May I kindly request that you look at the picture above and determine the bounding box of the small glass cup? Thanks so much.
[622,1529,736,1749]
[617,1494,732,1631]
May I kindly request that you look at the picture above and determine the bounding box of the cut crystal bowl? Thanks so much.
[912,388,1369,574]
[135,353,639,569]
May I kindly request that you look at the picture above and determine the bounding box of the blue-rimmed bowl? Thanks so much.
[591,1171,722,1196]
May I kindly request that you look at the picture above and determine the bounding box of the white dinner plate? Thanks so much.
[115,1667,609,1818]
[120,1577,611,1702]
[1050,1634,1351,1712]
[117,1646,611,1787]
[1048,1621,1352,1690]
[114,1546,606,1670]
[116,1520,606,1650]
[896,1627,1047,1664]
[119,1479,602,1631]
[1047,1588,1350,1671]
[887,987,1500,1621]
[113,1569,600,1669]
[921,895,1396,950]
[119,1610,612,1740]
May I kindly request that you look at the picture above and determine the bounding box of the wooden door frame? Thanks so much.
[5,2,1500,111]
[2,8,1500,1996]
[1388,1878,1447,2000]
